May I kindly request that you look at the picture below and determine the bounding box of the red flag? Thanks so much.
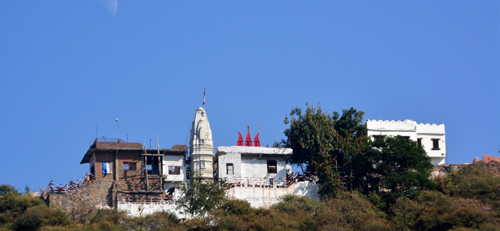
[245,126,252,146]
[203,88,206,106]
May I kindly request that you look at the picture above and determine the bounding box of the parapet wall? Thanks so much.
[225,181,319,208]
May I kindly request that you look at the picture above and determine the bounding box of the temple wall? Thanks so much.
[225,182,319,209]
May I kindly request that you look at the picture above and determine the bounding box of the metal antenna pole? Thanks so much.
[116,118,119,141]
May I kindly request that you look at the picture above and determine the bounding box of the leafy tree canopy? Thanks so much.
[280,103,367,172]
[351,135,435,200]
[176,174,227,218]
[279,103,368,197]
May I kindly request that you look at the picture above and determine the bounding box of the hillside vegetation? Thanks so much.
[1,163,498,231]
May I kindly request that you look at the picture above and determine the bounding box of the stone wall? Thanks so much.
[117,203,188,219]
[47,180,114,212]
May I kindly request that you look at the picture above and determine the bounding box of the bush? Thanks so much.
[436,164,500,218]
[214,214,247,231]
[272,195,319,215]
[390,197,423,230]
[410,191,496,231]
[182,217,211,231]
[316,191,391,231]
[219,199,254,216]
[0,185,19,196]
[11,204,70,231]
[118,212,183,231]
[0,186,46,229]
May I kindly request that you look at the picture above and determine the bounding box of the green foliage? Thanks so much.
[435,163,500,222]
[0,187,71,230]
[218,199,254,216]
[0,186,45,227]
[352,135,435,200]
[245,208,302,231]
[281,103,338,170]
[0,185,19,196]
[416,191,495,230]
[281,103,368,198]
[272,195,319,215]
[316,191,391,231]
[209,197,320,231]
[176,174,228,217]
[119,211,183,231]
[69,202,99,225]
[390,190,499,231]
[437,164,500,204]
[11,204,70,231]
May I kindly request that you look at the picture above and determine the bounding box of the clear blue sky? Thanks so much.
[1,1,499,192]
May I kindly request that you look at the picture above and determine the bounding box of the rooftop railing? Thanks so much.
[96,138,127,143]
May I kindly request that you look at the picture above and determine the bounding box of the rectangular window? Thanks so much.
[200,161,206,169]
[123,162,136,171]
[417,138,422,147]
[227,163,234,175]
[432,139,440,150]
[146,157,160,175]
[169,166,181,175]
[267,160,277,174]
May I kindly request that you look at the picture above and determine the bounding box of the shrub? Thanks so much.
[11,204,70,231]
[182,217,211,230]
[118,212,183,231]
[316,191,391,231]
[390,197,423,230]
[0,187,46,228]
[214,214,247,231]
[411,191,496,231]
[437,164,500,203]
[219,199,254,216]
[272,195,319,215]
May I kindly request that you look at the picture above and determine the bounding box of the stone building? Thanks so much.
[366,119,446,165]
[81,139,187,204]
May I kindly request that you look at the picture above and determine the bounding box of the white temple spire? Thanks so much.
[189,107,214,179]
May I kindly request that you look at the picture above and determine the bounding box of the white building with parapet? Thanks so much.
[215,146,292,186]
[366,119,446,165]
[215,145,319,208]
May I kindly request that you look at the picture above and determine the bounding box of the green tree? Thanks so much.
[176,174,227,218]
[0,184,19,196]
[280,103,368,197]
[352,136,435,200]
[0,185,44,227]
[280,103,338,172]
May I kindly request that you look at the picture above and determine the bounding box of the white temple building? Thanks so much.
[189,107,215,179]
[366,119,446,165]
